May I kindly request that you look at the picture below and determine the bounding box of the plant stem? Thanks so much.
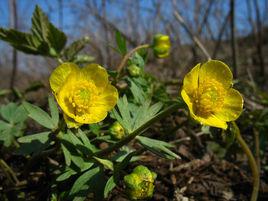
[0,159,19,184]
[232,122,259,201]
[96,103,181,157]
[116,44,150,75]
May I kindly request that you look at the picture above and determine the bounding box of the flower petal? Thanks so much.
[81,64,109,89]
[199,60,233,89]
[182,63,200,94]
[94,85,118,110]
[195,114,228,129]
[214,88,243,121]
[49,62,79,94]
[74,108,108,124]
[182,89,227,129]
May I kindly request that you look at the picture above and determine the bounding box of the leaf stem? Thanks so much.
[116,44,150,75]
[232,122,259,201]
[96,103,180,157]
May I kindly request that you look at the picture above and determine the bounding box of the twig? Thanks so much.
[230,0,238,78]
[232,122,259,201]
[212,13,230,58]
[253,0,265,85]
[173,10,211,60]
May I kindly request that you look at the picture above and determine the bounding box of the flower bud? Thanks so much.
[124,165,157,200]
[109,121,125,140]
[153,34,171,58]
[127,64,142,77]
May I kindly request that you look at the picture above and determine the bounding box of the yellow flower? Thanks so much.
[49,62,118,128]
[181,60,243,129]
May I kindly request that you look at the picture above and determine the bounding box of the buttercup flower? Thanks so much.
[181,60,243,129]
[49,62,118,128]
[124,165,157,200]
[153,34,171,58]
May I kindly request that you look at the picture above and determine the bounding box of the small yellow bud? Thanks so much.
[109,121,125,140]
[124,165,157,200]
[127,64,142,77]
[153,34,171,58]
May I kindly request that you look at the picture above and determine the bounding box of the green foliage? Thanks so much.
[115,30,127,55]
[0,103,28,147]
[104,176,116,198]
[23,100,58,130]
[136,136,179,159]
[69,167,100,197]
[17,131,51,155]
[59,130,98,169]
[111,95,163,134]
[0,6,66,57]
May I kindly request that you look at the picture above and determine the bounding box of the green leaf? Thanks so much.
[136,136,179,159]
[63,36,90,61]
[70,167,100,196]
[89,124,101,135]
[56,168,77,181]
[17,131,51,155]
[23,101,56,129]
[111,96,163,133]
[48,96,59,127]
[17,131,50,143]
[0,120,9,131]
[93,157,113,170]
[129,79,147,104]
[47,23,67,54]
[0,28,48,54]
[31,5,66,55]
[115,30,127,55]
[104,176,116,198]
[77,129,99,153]
[0,103,28,124]
[61,143,71,166]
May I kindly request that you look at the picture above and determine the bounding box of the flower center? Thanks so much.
[68,81,96,114]
[192,79,226,118]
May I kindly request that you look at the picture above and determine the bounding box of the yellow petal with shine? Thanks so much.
[215,88,243,121]
[182,63,200,94]
[49,62,79,94]
[199,60,233,89]
[74,108,107,124]
[57,73,78,119]
[81,64,109,89]
[194,114,228,129]
[182,89,227,129]
[93,85,118,110]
